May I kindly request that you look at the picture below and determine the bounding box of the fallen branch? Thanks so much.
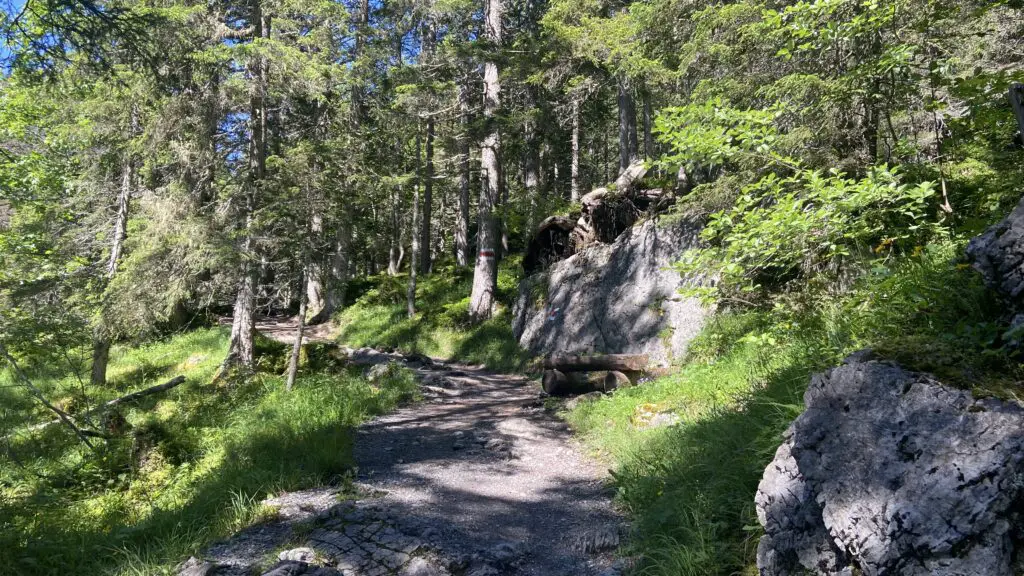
[0,342,96,450]
[4,374,186,440]
[99,375,186,411]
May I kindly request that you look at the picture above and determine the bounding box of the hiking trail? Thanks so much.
[179,318,625,576]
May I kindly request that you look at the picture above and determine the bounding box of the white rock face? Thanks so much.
[756,357,1024,576]
[512,217,710,367]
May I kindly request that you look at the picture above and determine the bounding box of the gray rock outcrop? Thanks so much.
[756,358,1024,576]
[967,194,1024,307]
[512,217,710,367]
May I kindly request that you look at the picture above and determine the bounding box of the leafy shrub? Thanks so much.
[677,166,939,303]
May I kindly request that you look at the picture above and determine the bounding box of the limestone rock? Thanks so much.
[513,217,709,367]
[365,362,396,382]
[177,557,217,576]
[967,194,1024,307]
[400,557,444,576]
[260,560,339,576]
[756,359,1024,576]
[279,548,317,563]
[565,391,604,411]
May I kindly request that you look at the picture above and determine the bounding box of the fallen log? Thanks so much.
[542,369,571,395]
[613,160,648,194]
[5,375,187,440]
[542,369,633,396]
[101,375,186,410]
[605,370,631,390]
[544,353,649,372]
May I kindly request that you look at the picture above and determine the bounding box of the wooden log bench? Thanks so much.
[541,353,648,396]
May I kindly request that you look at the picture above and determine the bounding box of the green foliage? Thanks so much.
[678,166,939,302]
[655,100,782,172]
[0,328,415,575]
[567,236,1020,575]
[336,260,530,372]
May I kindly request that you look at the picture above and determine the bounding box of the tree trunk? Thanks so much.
[305,212,327,317]
[524,88,540,233]
[227,3,269,369]
[570,99,581,203]
[468,0,503,322]
[456,77,472,267]
[603,114,610,183]
[388,184,403,275]
[642,90,653,160]
[618,77,639,173]
[286,272,308,392]
[408,132,421,318]
[1011,83,1024,144]
[420,118,434,275]
[91,151,134,387]
[328,217,350,310]
[418,21,435,275]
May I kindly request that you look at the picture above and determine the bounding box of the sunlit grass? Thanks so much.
[0,328,418,575]
[566,238,1018,575]
[336,259,530,372]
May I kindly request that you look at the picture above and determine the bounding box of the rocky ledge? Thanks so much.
[756,356,1024,576]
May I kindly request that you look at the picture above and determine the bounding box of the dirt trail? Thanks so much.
[179,320,624,576]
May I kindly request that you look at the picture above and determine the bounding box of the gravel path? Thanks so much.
[179,324,624,576]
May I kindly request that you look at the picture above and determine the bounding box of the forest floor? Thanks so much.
[182,319,625,576]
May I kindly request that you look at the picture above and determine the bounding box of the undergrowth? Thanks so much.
[0,327,418,576]
[566,237,1021,575]
[336,258,529,372]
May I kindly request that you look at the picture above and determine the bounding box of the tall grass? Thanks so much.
[0,328,418,575]
[566,238,1017,575]
[336,260,529,372]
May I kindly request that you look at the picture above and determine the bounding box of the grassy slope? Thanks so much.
[335,259,529,372]
[0,328,418,576]
[565,238,1019,575]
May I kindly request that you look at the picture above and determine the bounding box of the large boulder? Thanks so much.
[512,217,709,367]
[967,194,1024,307]
[756,357,1024,576]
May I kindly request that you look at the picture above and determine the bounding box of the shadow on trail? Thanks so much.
[345,365,621,574]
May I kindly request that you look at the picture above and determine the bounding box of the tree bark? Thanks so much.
[1011,83,1024,144]
[418,21,435,275]
[286,272,308,392]
[305,212,327,317]
[524,88,540,233]
[642,90,654,160]
[570,99,581,203]
[420,118,434,274]
[456,76,472,267]
[91,147,134,387]
[408,132,421,318]
[468,0,503,322]
[388,184,404,275]
[227,2,269,369]
[618,77,639,173]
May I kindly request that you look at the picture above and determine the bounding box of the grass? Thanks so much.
[335,258,530,372]
[565,237,1021,575]
[0,327,418,576]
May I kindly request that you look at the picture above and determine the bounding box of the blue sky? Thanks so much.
[1,0,27,71]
